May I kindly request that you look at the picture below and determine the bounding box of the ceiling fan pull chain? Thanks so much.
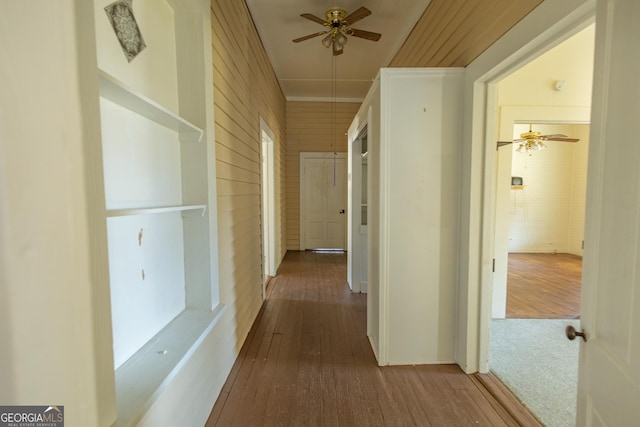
[334,152,337,186]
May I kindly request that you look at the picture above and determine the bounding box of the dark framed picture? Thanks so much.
[104,0,146,62]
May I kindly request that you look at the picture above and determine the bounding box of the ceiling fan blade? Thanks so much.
[539,134,580,142]
[348,28,382,41]
[497,141,514,149]
[300,13,327,26]
[344,6,371,25]
[546,137,581,142]
[293,30,328,43]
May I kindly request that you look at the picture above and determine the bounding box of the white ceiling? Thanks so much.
[245,0,431,101]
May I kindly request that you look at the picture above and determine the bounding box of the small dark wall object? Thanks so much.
[511,176,523,186]
[105,0,146,62]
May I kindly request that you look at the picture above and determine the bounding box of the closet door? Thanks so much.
[301,152,347,250]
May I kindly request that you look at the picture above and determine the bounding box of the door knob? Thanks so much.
[339,209,345,214]
[566,325,587,342]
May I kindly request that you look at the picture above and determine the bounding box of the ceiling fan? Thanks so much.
[292,6,382,56]
[497,124,580,155]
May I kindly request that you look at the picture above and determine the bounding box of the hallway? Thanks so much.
[206,251,539,426]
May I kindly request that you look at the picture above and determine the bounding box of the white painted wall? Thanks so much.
[107,213,187,368]
[507,124,589,254]
[497,25,595,108]
[568,125,590,255]
[0,1,114,425]
[492,145,513,318]
[350,68,463,365]
[94,0,179,110]
[100,99,183,209]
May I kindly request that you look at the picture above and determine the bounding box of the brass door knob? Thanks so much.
[566,325,587,342]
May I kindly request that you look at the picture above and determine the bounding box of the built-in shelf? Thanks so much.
[98,70,203,143]
[113,305,225,427]
[511,185,525,190]
[95,3,221,424]
[106,204,207,217]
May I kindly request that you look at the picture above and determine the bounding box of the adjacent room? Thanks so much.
[490,24,595,427]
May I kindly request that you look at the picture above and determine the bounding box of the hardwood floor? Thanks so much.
[507,253,582,319]
[207,251,541,426]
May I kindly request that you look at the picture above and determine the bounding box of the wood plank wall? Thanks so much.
[211,0,286,349]
[389,0,542,67]
[285,101,361,250]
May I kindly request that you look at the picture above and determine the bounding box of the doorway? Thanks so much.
[492,123,590,426]
[347,127,368,293]
[260,118,276,297]
[299,152,347,250]
[468,1,640,425]
[486,26,595,427]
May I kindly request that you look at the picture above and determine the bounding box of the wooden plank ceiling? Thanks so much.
[389,0,544,67]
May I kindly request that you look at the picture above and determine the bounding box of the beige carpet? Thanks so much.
[490,319,580,427]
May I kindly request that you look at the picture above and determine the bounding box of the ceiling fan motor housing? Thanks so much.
[521,130,542,139]
[326,7,347,27]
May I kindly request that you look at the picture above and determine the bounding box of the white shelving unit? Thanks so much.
[106,204,207,217]
[98,71,203,143]
[114,305,224,424]
[94,2,222,424]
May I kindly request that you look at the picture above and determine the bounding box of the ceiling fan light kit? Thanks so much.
[293,6,382,56]
[516,139,547,155]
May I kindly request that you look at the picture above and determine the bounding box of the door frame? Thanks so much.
[299,152,347,250]
[460,0,596,374]
[260,117,276,297]
[348,127,368,293]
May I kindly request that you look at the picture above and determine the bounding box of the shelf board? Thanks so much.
[113,305,225,427]
[106,204,207,217]
[98,70,203,142]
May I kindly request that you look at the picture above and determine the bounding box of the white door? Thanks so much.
[577,0,640,424]
[300,152,347,250]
